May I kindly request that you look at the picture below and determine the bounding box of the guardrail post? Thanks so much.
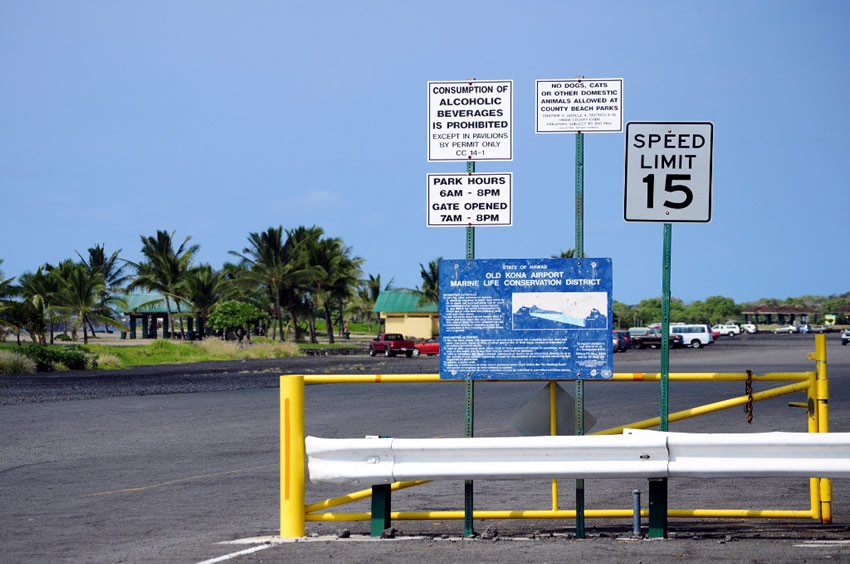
[813,334,832,524]
[648,478,668,538]
[281,375,306,538]
[370,484,392,536]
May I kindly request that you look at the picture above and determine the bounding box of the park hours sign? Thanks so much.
[427,173,512,227]
[428,80,513,161]
[624,122,714,223]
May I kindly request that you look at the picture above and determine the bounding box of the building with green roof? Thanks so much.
[121,293,196,339]
[373,289,438,339]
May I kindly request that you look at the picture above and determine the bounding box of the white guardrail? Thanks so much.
[305,430,850,485]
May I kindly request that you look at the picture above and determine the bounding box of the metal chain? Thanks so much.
[745,369,754,424]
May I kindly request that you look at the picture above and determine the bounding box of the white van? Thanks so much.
[669,324,714,348]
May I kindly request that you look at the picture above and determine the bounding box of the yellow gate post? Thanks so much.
[812,335,832,524]
[281,375,306,538]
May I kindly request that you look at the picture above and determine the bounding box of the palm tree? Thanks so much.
[1,301,39,345]
[281,226,324,341]
[0,261,13,342]
[0,259,14,301]
[18,268,64,344]
[43,259,82,339]
[552,248,576,258]
[359,274,393,332]
[229,226,319,342]
[182,265,225,338]
[54,265,127,344]
[76,244,132,291]
[128,230,199,339]
[418,258,442,306]
[309,236,363,343]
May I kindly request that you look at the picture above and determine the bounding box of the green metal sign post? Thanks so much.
[648,223,672,538]
[574,131,586,538]
[465,159,476,538]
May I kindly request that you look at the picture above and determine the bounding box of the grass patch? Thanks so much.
[95,353,124,370]
[86,338,303,369]
[0,349,37,375]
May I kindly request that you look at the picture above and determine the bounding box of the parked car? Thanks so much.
[369,333,417,357]
[712,323,742,337]
[670,324,714,348]
[842,328,850,346]
[612,331,629,352]
[809,324,829,333]
[740,323,758,334]
[413,337,439,356]
[773,325,798,334]
[631,328,684,349]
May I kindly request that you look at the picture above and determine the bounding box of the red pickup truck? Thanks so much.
[369,333,417,357]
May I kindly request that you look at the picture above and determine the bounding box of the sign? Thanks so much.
[624,122,714,223]
[427,173,512,227]
[428,80,513,161]
[536,78,623,133]
[439,258,613,380]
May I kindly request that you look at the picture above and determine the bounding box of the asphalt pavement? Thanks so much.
[1,332,849,562]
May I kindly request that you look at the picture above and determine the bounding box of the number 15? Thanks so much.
[642,174,693,209]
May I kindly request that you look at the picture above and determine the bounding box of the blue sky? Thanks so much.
[1,0,848,305]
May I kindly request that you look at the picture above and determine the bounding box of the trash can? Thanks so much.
[186,330,196,341]
[120,331,127,340]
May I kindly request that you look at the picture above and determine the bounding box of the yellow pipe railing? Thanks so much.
[593,379,812,436]
[282,335,831,537]
[302,371,812,384]
[305,480,429,514]
[304,508,815,522]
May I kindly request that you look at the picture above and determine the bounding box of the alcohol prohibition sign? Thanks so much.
[624,122,714,223]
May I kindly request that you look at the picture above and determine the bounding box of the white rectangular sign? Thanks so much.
[624,122,714,223]
[536,78,623,133]
[428,80,513,161]
[427,173,512,227]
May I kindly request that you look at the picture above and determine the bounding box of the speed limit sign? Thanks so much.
[624,122,713,223]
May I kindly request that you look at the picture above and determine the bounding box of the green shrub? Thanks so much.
[54,334,72,342]
[0,350,37,374]
[207,300,268,342]
[17,344,97,372]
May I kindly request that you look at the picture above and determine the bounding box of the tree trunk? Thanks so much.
[324,306,335,344]
[176,300,186,339]
[87,317,97,339]
[289,307,303,342]
[308,319,317,344]
[82,314,88,344]
[274,293,283,341]
[308,302,317,344]
[163,297,175,338]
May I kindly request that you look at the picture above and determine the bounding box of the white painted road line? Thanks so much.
[197,544,272,564]
[794,540,850,548]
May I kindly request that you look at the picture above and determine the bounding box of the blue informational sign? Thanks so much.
[439,258,613,380]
